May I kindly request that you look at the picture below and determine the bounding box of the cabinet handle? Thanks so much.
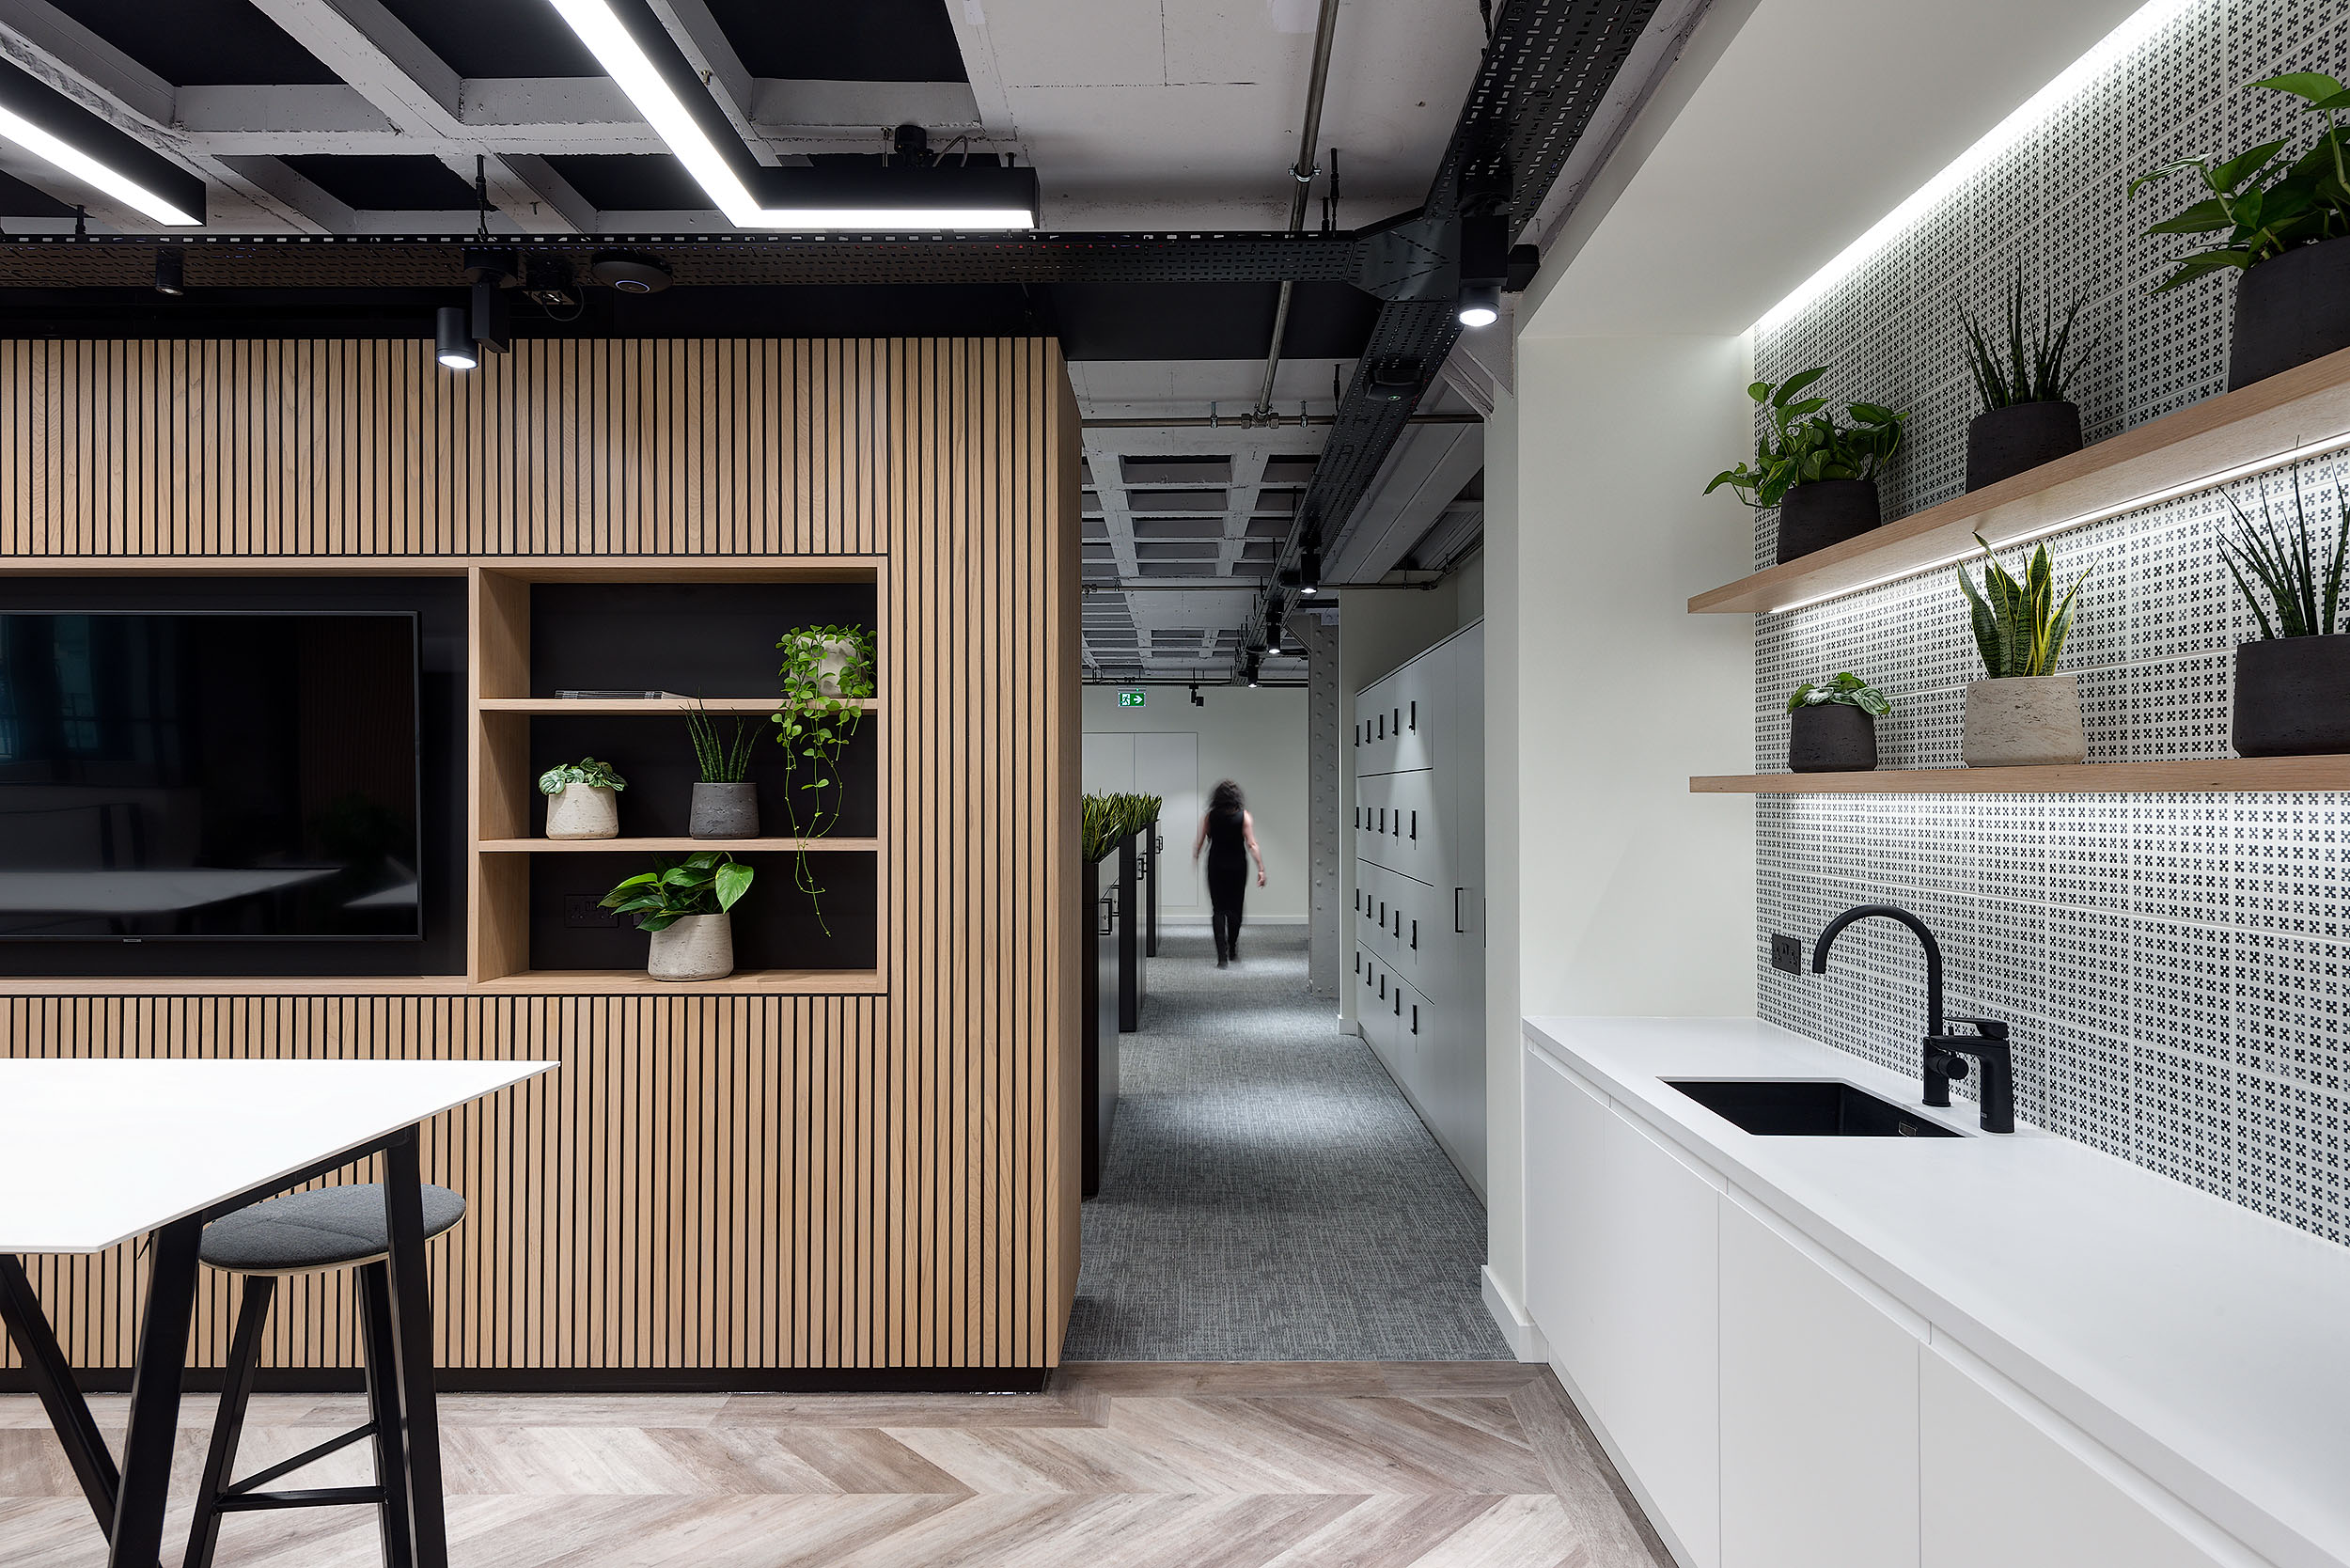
[1378,974,1386,1000]
[1392,706,1400,732]
[1377,713,1385,739]
[1409,700,1417,731]
[1454,887,1466,933]
[1353,723,1359,745]
[1353,949,1359,975]
[1410,918,1418,950]
[1391,812,1400,838]
[1393,990,1402,1017]
[1410,1004,1419,1035]
[1098,896,1116,936]
[1410,809,1417,840]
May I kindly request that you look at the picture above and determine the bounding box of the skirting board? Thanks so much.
[0,1367,1056,1397]
[1481,1265,1550,1364]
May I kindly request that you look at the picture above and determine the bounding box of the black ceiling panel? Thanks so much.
[50,0,340,85]
[0,170,74,220]
[540,154,707,212]
[379,0,603,78]
[702,0,966,82]
[280,156,478,212]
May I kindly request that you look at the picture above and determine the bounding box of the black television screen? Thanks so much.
[0,611,422,940]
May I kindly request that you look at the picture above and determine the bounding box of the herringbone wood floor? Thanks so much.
[1,1362,1669,1567]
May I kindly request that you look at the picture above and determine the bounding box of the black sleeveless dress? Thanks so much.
[1204,806,1247,914]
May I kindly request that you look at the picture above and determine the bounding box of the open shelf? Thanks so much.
[479,836,880,853]
[1691,756,2350,794]
[471,968,887,995]
[479,697,877,714]
[1689,343,2350,615]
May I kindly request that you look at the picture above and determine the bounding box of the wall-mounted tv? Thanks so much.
[0,611,422,940]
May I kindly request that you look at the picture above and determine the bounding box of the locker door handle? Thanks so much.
[1453,887,1467,933]
[1393,991,1402,1017]
[1377,713,1386,738]
[1410,918,1418,950]
[1409,810,1417,840]
[1392,706,1401,732]
[1409,700,1417,731]
[1353,949,1359,975]
[1410,1004,1419,1035]
[1378,974,1386,999]
[1098,896,1116,935]
[1391,812,1400,838]
[1354,723,1360,745]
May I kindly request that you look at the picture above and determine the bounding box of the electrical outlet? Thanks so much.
[1771,933,1805,974]
[565,895,618,930]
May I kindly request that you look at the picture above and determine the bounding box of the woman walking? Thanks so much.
[1192,779,1266,967]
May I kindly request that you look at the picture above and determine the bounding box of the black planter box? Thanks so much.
[1117,832,1145,1032]
[1776,479,1882,564]
[1788,703,1879,773]
[2233,635,2350,757]
[1965,400,2082,493]
[1081,857,1120,1198]
[2229,235,2350,390]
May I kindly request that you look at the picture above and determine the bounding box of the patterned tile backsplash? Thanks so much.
[1752,0,2350,1245]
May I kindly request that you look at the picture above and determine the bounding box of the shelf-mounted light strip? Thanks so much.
[548,0,1034,231]
[1773,425,2350,615]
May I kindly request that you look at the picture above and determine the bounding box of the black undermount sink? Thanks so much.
[1666,1078,1962,1138]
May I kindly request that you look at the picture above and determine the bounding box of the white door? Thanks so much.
[1081,732,1136,793]
[1132,732,1199,912]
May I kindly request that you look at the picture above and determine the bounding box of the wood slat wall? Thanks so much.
[0,337,1080,1374]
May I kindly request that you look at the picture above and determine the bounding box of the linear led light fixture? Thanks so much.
[0,106,198,226]
[1773,426,2350,615]
[548,0,1034,230]
[1753,0,2203,336]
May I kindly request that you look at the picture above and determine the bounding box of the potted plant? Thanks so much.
[600,852,755,981]
[2218,476,2350,755]
[1706,368,1908,563]
[537,758,624,839]
[1955,535,2090,767]
[773,624,876,933]
[1960,265,2086,491]
[684,705,760,839]
[1786,673,1892,772]
[2131,71,2350,389]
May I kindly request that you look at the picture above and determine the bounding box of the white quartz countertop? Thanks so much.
[1523,1015,2350,1568]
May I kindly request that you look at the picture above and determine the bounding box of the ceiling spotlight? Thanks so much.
[1299,548,1323,597]
[1457,282,1501,328]
[153,246,182,296]
[591,250,671,293]
[1190,683,1204,708]
[434,306,477,371]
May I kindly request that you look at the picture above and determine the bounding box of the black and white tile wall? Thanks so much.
[1752,0,2350,1243]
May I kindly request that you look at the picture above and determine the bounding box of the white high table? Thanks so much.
[0,1058,554,1568]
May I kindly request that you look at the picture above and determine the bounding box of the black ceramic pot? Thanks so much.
[688,781,758,839]
[2228,235,2350,391]
[1776,479,1881,564]
[2232,635,2350,756]
[1965,401,2083,493]
[1788,703,1878,773]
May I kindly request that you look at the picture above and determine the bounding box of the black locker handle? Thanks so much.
[1410,810,1418,840]
[1411,1004,1419,1035]
[1393,991,1402,1017]
[1453,887,1467,933]
[1409,700,1417,731]
[1410,918,1418,950]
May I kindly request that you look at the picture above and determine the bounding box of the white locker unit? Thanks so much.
[1350,623,1484,1194]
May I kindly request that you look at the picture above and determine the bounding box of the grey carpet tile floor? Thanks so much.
[1063,926,1510,1362]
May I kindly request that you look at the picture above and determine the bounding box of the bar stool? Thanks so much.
[182,1182,465,1568]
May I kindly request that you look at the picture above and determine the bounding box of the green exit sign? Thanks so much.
[1118,689,1146,707]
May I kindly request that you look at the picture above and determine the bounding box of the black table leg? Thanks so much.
[381,1128,447,1568]
[111,1215,202,1568]
[0,1253,118,1533]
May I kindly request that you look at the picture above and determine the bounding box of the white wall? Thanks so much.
[1082,684,1309,921]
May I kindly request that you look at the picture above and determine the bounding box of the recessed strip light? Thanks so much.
[1752,0,2203,336]
[0,104,199,227]
[1772,426,2350,614]
[547,0,1034,231]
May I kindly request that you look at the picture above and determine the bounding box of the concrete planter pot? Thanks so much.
[2232,635,2350,756]
[1965,400,2082,493]
[543,782,619,839]
[1963,674,2086,767]
[1775,479,1882,564]
[2228,235,2350,391]
[784,634,864,698]
[689,781,759,839]
[1788,703,1878,773]
[647,913,734,980]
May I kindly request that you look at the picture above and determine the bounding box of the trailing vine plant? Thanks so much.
[773,624,877,932]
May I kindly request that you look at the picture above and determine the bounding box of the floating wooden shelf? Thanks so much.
[1691,756,2350,794]
[478,837,881,853]
[1689,343,2350,615]
[479,697,878,714]
[471,967,886,995]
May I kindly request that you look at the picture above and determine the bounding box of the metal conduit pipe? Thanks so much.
[1252,0,1343,418]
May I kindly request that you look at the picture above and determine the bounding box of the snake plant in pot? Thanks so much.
[1960,265,2086,492]
[1786,673,1893,773]
[683,704,760,839]
[2219,477,2350,755]
[1706,368,1908,563]
[1956,536,2090,767]
[2131,71,2350,389]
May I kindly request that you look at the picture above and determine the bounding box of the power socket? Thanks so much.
[565,895,619,929]
[1771,933,1805,974]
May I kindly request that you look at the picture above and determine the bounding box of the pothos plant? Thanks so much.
[600,852,754,931]
[1704,368,1907,509]
[773,624,877,932]
[1787,672,1893,716]
[2130,72,2350,292]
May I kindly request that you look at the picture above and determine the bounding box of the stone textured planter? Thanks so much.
[2228,235,2350,391]
[648,913,734,980]
[2232,635,2350,757]
[1965,400,2082,493]
[1776,479,1882,564]
[1788,703,1878,773]
[543,782,618,839]
[689,781,759,839]
[1963,675,2086,767]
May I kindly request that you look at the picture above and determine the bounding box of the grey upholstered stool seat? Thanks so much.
[198,1182,466,1273]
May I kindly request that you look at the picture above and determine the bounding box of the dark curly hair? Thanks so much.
[1207,779,1246,813]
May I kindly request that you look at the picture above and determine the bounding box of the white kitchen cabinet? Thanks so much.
[1525,1052,1722,1568]
[1919,1349,2228,1568]
[1718,1197,1920,1568]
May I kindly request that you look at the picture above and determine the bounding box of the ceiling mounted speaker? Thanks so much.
[590,251,672,294]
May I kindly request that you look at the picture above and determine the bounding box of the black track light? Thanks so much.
[1299,548,1322,597]
[1190,683,1204,707]
[1457,210,1508,328]
[153,246,183,296]
[1245,653,1261,689]
[435,306,477,371]
[1457,281,1500,328]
